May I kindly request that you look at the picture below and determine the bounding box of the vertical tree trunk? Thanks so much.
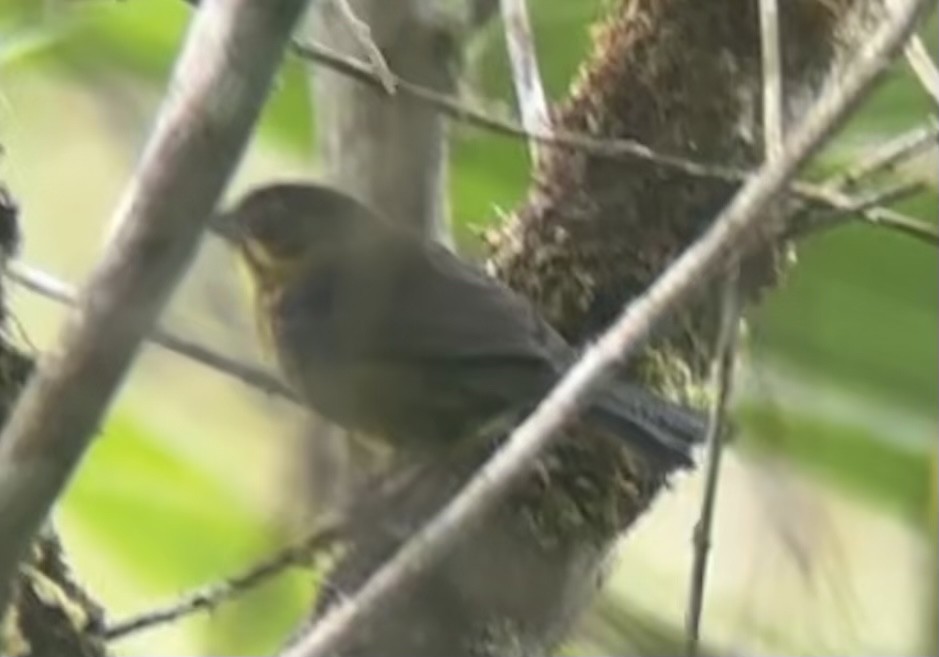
[309,0,462,241]
[295,0,481,521]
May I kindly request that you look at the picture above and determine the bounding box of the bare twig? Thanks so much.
[292,42,935,247]
[290,41,744,180]
[904,35,939,106]
[499,0,551,163]
[790,178,927,238]
[760,0,785,163]
[684,273,741,656]
[838,178,926,212]
[884,0,939,104]
[328,0,395,93]
[828,120,939,189]
[6,260,296,400]
[0,0,310,615]
[686,1,782,651]
[280,2,930,655]
[792,180,939,245]
[849,200,938,242]
[104,519,346,641]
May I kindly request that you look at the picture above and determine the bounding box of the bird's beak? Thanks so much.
[207,210,241,244]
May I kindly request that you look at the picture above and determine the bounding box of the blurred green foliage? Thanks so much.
[59,412,313,655]
[740,403,931,521]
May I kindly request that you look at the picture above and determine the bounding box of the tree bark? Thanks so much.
[308,0,466,241]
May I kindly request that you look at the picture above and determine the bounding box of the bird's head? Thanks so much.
[210,182,372,280]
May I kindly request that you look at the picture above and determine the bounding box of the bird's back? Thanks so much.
[267,218,568,449]
[234,182,703,463]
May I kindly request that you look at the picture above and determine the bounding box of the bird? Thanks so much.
[210,182,706,467]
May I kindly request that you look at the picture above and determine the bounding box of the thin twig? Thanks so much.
[686,0,781,651]
[292,41,936,247]
[183,1,866,193]
[904,34,939,106]
[328,0,395,93]
[790,178,927,238]
[280,3,931,655]
[792,179,939,245]
[684,273,741,657]
[760,0,785,163]
[844,178,928,212]
[499,0,551,163]
[6,260,296,400]
[0,0,310,616]
[289,41,747,180]
[883,0,939,104]
[850,200,938,242]
[828,120,939,189]
[104,519,346,641]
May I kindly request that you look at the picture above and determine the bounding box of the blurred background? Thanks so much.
[0,1,936,655]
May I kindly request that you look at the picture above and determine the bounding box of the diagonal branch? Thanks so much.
[6,260,294,399]
[291,41,749,179]
[291,41,936,247]
[0,0,310,616]
[792,179,939,245]
[684,272,741,655]
[103,518,346,641]
[904,34,939,105]
[828,120,938,189]
[327,0,396,93]
[499,0,551,163]
[885,0,939,103]
[280,1,931,655]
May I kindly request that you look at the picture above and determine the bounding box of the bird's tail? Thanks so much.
[586,380,707,467]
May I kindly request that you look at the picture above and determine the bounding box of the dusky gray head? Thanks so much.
[210,182,377,267]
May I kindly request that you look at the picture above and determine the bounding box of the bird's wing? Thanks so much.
[269,228,566,436]
[270,224,568,374]
[272,225,704,465]
[365,234,570,368]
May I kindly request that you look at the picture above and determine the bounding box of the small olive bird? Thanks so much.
[211,182,705,466]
